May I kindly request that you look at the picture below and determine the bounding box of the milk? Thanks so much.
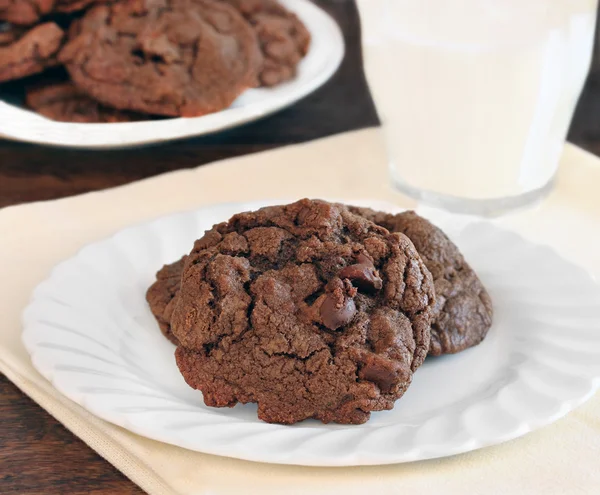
[357,0,598,201]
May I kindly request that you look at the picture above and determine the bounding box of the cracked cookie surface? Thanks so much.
[351,208,493,356]
[0,0,108,25]
[55,0,111,13]
[223,0,310,86]
[58,0,263,116]
[0,0,54,25]
[169,199,435,424]
[0,22,64,82]
[26,80,147,122]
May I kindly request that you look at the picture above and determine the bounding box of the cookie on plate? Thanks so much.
[224,0,311,86]
[146,256,186,346]
[59,0,263,117]
[169,199,435,424]
[0,22,64,83]
[26,81,146,123]
[351,208,493,357]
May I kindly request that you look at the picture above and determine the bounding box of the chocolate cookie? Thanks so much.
[59,0,263,117]
[54,0,110,13]
[0,0,111,24]
[0,22,64,83]
[0,0,54,25]
[351,208,493,356]
[146,256,186,346]
[26,81,146,123]
[224,0,310,86]
[169,199,435,424]
[0,0,112,25]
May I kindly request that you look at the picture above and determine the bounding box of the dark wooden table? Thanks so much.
[2,2,600,493]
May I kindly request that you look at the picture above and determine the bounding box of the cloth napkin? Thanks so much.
[1,128,600,495]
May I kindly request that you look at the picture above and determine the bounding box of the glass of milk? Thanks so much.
[357,0,598,215]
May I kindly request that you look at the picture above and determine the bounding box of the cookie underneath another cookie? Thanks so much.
[0,22,64,83]
[146,256,186,346]
[26,81,146,123]
[224,0,311,86]
[350,208,493,357]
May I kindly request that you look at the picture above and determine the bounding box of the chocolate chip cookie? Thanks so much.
[26,81,146,122]
[0,0,54,25]
[54,0,110,14]
[0,22,64,83]
[351,208,493,357]
[146,256,186,346]
[169,199,435,424]
[59,0,263,117]
[224,0,310,86]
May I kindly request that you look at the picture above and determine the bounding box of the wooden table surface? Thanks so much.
[2,2,600,493]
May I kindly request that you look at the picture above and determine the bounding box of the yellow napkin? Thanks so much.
[2,128,600,495]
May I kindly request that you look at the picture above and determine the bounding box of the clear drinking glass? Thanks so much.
[357,0,598,215]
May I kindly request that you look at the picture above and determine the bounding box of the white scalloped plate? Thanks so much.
[0,0,344,148]
[22,200,600,466]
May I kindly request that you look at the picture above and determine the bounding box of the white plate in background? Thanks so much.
[0,0,344,148]
[21,199,600,466]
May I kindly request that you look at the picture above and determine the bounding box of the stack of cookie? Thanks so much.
[147,199,494,425]
[0,0,310,122]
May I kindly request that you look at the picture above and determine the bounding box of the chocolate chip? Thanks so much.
[319,279,357,330]
[338,253,383,293]
[359,364,397,393]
